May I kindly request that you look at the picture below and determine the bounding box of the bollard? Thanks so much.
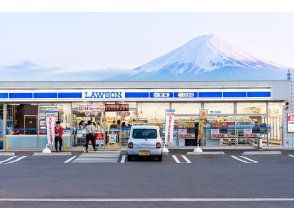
[257,134,262,150]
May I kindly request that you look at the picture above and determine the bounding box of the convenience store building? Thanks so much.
[0,80,292,150]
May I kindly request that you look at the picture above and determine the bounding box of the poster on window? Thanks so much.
[288,114,294,133]
[46,111,56,146]
[164,109,175,146]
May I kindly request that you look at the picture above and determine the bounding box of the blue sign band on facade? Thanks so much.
[174,92,198,98]
[150,92,174,98]
[34,93,58,98]
[125,92,149,98]
[0,93,8,98]
[199,92,222,97]
[223,92,247,97]
[58,92,82,98]
[247,92,271,97]
[9,93,33,99]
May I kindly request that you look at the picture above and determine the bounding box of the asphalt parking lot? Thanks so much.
[1,151,294,207]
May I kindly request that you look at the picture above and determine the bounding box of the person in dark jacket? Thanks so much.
[194,121,201,146]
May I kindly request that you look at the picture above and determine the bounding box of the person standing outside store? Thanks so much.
[194,121,201,146]
[85,120,96,152]
[54,121,63,152]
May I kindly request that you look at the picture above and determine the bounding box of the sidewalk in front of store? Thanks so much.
[2,145,294,155]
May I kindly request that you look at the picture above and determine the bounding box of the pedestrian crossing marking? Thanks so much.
[72,151,121,163]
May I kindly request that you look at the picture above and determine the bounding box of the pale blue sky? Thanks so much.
[0,12,293,70]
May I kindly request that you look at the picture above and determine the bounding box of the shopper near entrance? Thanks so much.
[54,121,63,152]
[109,121,117,129]
[85,120,96,152]
[194,121,201,146]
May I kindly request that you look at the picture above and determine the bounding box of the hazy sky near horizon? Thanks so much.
[0,12,293,70]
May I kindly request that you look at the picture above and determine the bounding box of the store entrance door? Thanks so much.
[24,115,37,135]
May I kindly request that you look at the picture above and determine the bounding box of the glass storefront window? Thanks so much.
[268,102,283,146]
[6,104,38,135]
[172,103,201,115]
[204,102,234,115]
[0,103,3,150]
[237,102,267,114]
[138,102,169,126]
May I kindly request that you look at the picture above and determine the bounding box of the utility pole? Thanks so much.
[287,69,291,81]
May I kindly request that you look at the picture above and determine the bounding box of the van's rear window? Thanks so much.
[132,129,157,139]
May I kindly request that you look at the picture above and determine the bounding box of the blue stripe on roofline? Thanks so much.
[9,93,33,99]
[58,92,82,98]
[34,93,58,98]
[125,92,149,98]
[247,91,271,97]
[0,93,8,98]
[223,92,247,97]
[199,92,222,97]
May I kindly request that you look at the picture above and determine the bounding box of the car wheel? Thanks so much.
[157,155,162,161]
[127,155,133,161]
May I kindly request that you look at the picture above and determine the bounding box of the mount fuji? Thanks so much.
[112,34,289,81]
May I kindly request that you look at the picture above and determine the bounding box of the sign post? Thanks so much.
[288,114,294,133]
[42,111,55,154]
[163,109,175,153]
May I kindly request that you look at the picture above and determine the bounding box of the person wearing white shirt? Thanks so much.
[84,120,96,152]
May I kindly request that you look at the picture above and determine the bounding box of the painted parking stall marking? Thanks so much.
[239,156,258,163]
[0,156,17,164]
[172,155,192,164]
[3,156,27,164]
[120,155,126,163]
[231,155,258,164]
[181,155,191,163]
[64,156,77,164]
[289,154,294,158]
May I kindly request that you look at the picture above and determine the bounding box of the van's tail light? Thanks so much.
[156,142,161,148]
[128,142,133,148]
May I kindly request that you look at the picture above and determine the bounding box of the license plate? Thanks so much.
[139,150,150,156]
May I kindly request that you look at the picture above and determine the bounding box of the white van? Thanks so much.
[127,125,162,161]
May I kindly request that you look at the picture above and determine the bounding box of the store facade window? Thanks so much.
[268,102,283,145]
[205,102,234,115]
[0,103,3,150]
[138,102,169,126]
[1,100,284,149]
[171,103,201,147]
[237,102,267,114]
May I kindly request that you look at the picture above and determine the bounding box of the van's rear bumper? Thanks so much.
[127,148,162,156]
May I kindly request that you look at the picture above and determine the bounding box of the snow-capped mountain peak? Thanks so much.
[135,34,285,74]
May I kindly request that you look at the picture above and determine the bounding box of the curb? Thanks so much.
[33,152,72,156]
[0,152,15,156]
[242,151,282,155]
[187,151,225,155]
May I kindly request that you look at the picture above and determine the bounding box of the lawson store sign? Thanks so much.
[0,89,271,102]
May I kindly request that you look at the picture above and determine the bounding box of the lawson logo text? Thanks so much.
[84,92,123,99]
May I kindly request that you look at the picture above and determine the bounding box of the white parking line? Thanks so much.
[231,155,250,163]
[1,197,294,202]
[181,155,191,164]
[0,156,17,164]
[64,156,77,164]
[240,156,258,163]
[120,155,126,163]
[289,154,294,158]
[172,155,181,163]
[5,156,27,164]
